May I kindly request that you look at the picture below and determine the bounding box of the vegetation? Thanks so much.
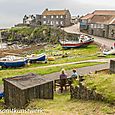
[84,73,115,103]
[26,93,115,115]
[2,25,78,44]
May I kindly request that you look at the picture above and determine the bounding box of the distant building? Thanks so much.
[88,15,115,38]
[71,16,79,24]
[80,10,115,31]
[41,8,71,27]
[108,19,115,39]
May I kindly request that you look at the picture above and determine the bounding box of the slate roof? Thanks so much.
[89,15,115,24]
[81,10,115,20]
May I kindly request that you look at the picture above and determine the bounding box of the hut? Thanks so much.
[3,73,53,108]
[110,60,115,73]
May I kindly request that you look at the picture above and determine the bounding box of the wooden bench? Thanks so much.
[54,75,84,91]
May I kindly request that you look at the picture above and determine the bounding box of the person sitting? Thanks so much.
[59,69,67,93]
[69,69,79,85]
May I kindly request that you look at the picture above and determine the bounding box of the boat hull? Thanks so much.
[0,59,28,68]
[60,39,94,49]
[29,54,46,63]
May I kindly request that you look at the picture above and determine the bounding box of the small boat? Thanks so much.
[27,53,47,63]
[103,48,115,55]
[0,56,28,68]
[59,35,94,49]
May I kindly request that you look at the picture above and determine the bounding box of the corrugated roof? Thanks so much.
[89,15,115,24]
[42,9,68,16]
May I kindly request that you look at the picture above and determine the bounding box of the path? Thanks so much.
[42,63,109,81]
[0,62,110,92]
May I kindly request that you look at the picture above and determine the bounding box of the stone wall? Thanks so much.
[70,82,106,102]
[108,25,115,39]
[88,24,109,38]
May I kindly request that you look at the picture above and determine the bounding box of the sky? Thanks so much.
[0,0,115,28]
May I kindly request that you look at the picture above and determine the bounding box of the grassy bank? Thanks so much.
[84,73,115,103]
[26,93,115,115]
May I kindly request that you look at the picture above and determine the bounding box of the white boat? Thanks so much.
[103,48,115,55]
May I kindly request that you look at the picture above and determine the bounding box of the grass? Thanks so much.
[26,93,115,115]
[0,62,103,84]
[84,73,115,103]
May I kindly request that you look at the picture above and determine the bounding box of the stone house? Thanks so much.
[41,8,71,27]
[88,15,115,38]
[108,19,115,39]
[80,10,115,31]
[80,13,94,30]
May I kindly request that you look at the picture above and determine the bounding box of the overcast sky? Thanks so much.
[0,0,115,28]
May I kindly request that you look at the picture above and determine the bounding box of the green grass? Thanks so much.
[0,62,103,84]
[26,93,115,115]
[84,74,115,103]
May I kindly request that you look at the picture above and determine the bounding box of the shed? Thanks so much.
[110,60,115,73]
[3,73,53,108]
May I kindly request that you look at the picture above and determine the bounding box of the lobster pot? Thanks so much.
[3,73,53,108]
[110,60,115,73]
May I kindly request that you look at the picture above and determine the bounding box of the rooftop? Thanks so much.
[42,8,69,16]
[3,73,51,90]
[89,15,115,24]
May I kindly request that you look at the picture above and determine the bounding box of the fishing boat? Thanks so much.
[103,48,115,55]
[59,35,94,49]
[0,56,28,68]
[27,53,47,63]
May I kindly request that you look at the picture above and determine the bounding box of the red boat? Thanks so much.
[59,35,94,49]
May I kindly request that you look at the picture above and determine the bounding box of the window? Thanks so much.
[56,16,58,18]
[101,24,104,29]
[51,16,54,18]
[60,15,63,18]
[60,21,63,25]
[43,21,46,24]
[90,24,94,28]
[43,16,46,18]
[56,21,59,25]
[51,21,53,25]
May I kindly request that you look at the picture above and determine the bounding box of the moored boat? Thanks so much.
[59,35,94,49]
[103,48,115,55]
[0,56,28,68]
[27,53,47,63]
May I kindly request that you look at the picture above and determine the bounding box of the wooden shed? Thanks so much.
[3,73,53,108]
[110,60,115,73]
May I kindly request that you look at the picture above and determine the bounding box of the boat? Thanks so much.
[0,56,28,68]
[59,35,94,49]
[27,53,47,63]
[103,48,115,55]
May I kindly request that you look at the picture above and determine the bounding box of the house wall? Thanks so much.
[88,23,109,38]
[41,11,71,27]
[108,25,115,39]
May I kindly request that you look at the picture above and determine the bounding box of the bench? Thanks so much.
[54,75,84,91]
